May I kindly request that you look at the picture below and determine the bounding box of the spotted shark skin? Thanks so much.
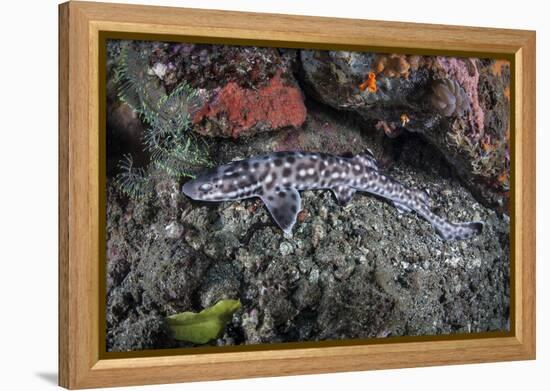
[182,151,483,241]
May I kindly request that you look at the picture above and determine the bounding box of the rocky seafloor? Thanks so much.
[105,41,510,352]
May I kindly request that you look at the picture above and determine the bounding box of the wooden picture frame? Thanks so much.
[59,1,536,388]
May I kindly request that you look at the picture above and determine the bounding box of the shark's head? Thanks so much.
[182,169,225,201]
[182,159,258,202]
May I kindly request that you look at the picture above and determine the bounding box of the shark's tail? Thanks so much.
[351,168,484,241]
[435,221,484,241]
[414,203,483,241]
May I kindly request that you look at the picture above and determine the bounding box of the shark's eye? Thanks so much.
[199,183,213,192]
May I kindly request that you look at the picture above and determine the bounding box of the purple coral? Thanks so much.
[436,57,484,133]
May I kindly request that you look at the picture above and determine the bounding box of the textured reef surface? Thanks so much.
[106,40,510,351]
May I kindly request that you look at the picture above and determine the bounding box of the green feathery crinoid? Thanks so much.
[114,154,152,200]
[114,42,212,200]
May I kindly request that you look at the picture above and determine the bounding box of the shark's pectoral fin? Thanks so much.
[261,187,301,234]
[332,186,356,205]
[393,201,412,214]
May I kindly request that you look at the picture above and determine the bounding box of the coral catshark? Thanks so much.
[182,151,483,240]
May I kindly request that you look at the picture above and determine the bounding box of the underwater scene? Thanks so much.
[105,40,511,352]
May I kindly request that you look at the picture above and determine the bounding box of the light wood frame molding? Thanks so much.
[59,1,536,388]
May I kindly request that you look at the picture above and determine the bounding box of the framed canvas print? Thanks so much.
[58,1,536,389]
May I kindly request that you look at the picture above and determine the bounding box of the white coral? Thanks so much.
[148,62,168,80]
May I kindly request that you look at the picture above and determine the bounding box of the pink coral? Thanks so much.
[436,57,484,133]
[192,70,306,138]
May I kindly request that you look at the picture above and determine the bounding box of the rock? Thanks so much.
[211,101,381,166]
[138,242,211,313]
[263,292,297,329]
[316,268,395,340]
[300,50,511,210]
[147,42,307,138]
[300,50,433,117]
[107,313,173,352]
[292,278,322,310]
[105,182,213,351]
[164,221,183,239]
[198,262,241,308]
[241,309,261,344]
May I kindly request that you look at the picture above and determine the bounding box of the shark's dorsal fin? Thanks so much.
[261,187,301,234]
[413,189,429,205]
[352,149,378,170]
